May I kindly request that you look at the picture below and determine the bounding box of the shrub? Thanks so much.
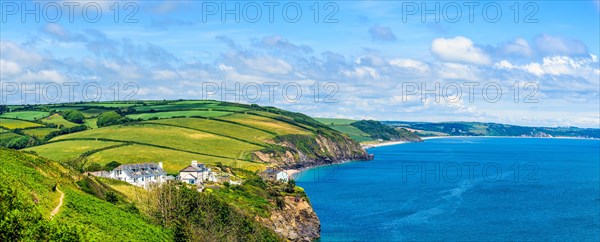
[87,163,103,172]
[97,111,129,127]
[104,161,121,171]
[62,110,85,124]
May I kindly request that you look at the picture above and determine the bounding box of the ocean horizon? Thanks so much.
[297,137,600,241]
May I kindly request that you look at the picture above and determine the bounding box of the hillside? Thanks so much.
[0,147,299,241]
[315,118,422,143]
[384,121,600,138]
[0,100,371,240]
[0,101,369,172]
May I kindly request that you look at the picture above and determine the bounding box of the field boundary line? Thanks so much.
[141,122,267,148]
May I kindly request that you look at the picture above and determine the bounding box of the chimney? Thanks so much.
[191,160,198,166]
[158,162,163,169]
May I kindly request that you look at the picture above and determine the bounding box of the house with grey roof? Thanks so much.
[260,168,289,182]
[107,162,168,188]
[178,160,216,185]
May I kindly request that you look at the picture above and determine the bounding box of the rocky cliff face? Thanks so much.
[253,133,371,241]
[258,196,320,241]
[254,134,373,169]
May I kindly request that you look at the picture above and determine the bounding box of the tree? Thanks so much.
[62,110,85,124]
[97,111,129,127]
[86,163,103,172]
[104,161,121,171]
[285,179,296,193]
[0,105,7,114]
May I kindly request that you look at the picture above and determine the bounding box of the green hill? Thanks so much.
[315,118,422,143]
[0,100,369,173]
[384,121,600,138]
[0,147,286,241]
[0,100,370,240]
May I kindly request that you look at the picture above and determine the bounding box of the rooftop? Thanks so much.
[115,163,166,178]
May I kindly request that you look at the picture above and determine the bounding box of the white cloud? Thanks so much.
[533,34,588,56]
[436,63,481,81]
[500,38,533,57]
[431,36,491,65]
[0,59,22,76]
[389,58,429,73]
[494,55,599,77]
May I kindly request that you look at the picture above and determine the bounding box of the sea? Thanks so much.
[296,137,600,241]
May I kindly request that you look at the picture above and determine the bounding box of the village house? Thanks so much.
[105,162,168,188]
[260,168,289,182]
[178,160,216,185]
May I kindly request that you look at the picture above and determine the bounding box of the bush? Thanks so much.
[285,179,296,193]
[97,111,129,127]
[104,161,121,171]
[105,191,118,204]
[62,110,85,124]
[87,162,103,172]
[44,125,87,141]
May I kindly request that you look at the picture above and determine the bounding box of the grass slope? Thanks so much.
[25,140,123,162]
[0,111,49,121]
[0,118,44,129]
[0,148,172,240]
[51,124,262,160]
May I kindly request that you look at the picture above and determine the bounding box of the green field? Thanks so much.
[127,110,232,120]
[0,118,44,129]
[315,118,357,125]
[147,118,274,143]
[0,111,49,121]
[52,124,262,160]
[26,140,123,162]
[220,113,311,135]
[22,127,58,138]
[41,114,79,128]
[84,118,98,128]
[330,125,373,142]
[86,144,265,173]
[80,108,110,118]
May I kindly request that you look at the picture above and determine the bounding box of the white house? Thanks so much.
[107,162,167,188]
[260,168,289,182]
[178,160,216,185]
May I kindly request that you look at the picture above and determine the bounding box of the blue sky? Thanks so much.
[1,0,599,127]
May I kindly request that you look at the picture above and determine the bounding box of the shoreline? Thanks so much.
[420,135,600,141]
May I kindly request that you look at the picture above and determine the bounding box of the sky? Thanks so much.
[0,0,599,128]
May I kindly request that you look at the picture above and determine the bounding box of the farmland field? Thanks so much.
[86,144,266,173]
[80,108,110,117]
[0,118,44,129]
[22,128,58,139]
[0,111,49,121]
[315,118,357,125]
[126,110,232,120]
[25,140,123,161]
[147,118,274,143]
[219,113,311,135]
[329,125,373,142]
[84,118,98,128]
[41,114,79,128]
[52,124,262,159]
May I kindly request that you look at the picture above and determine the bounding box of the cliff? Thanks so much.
[259,196,320,241]
[254,133,372,169]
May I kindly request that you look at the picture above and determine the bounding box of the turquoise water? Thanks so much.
[296,137,600,241]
